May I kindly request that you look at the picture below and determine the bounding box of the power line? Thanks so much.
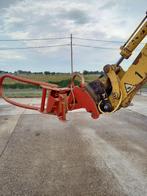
[73,37,145,44]
[0,43,142,51]
[73,44,140,52]
[73,37,124,44]
[0,37,124,43]
[0,36,145,45]
[0,37,70,42]
[0,43,119,51]
[0,44,70,50]
[73,44,119,50]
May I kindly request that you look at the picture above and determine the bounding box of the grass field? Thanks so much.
[2,73,98,84]
[1,73,98,98]
[1,73,147,98]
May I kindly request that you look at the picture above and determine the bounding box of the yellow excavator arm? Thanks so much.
[95,12,147,113]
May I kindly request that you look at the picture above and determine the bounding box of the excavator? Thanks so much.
[0,12,147,120]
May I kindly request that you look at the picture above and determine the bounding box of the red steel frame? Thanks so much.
[0,74,100,120]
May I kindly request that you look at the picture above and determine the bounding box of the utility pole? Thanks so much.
[70,34,73,74]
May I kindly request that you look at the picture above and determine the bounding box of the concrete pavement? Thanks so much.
[0,96,147,196]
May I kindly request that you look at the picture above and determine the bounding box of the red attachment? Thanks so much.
[0,74,100,120]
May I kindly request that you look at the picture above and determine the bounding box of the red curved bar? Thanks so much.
[0,74,100,120]
[0,74,57,111]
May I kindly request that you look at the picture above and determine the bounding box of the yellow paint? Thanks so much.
[101,13,147,112]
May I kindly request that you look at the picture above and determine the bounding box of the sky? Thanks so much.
[0,0,146,73]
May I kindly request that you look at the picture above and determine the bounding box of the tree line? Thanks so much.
[0,70,103,75]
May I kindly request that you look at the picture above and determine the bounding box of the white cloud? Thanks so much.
[0,0,146,72]
[0,0,130,60]
[0,50,25,60]
[2,0,132,40]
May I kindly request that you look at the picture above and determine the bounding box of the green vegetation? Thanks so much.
[3,83,40,89]
[4,89,42,98]
[3,78,81,89]
[1,71,146,98]
[48,79,80,87]
[1,73,95,97]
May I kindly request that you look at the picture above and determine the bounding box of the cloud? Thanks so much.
[0,0,146,72]
[1,0,129,39]
[5,0,143,43]
[99,0,116,10]
[0,0,19,9]
[58,8,91,25]
[0,50,25,60]
[1,0,147,40]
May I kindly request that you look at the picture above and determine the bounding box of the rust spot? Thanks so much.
[133,52,142,65]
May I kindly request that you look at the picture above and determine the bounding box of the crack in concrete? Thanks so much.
[0,111,24,160]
